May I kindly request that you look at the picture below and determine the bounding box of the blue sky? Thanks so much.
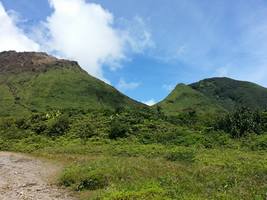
[1,0,267,104]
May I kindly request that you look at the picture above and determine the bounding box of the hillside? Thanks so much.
[0,51,144,116]
[156,83,225,117]
[0,52,266,200]
[190,77,267,111]
[157,77,267,117]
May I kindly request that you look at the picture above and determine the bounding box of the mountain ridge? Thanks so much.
[190,77,267,111]
[1,51,267,117]
[157,76,267,117]
[0,51,145,116]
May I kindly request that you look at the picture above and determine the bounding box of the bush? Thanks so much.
[0,137,12,151]
[46,115,70,137]
[109,119,129,139]
[201,131,234,148]
[60,164,109,191]
[77,123,96,141]
[247,134,267,150]
[216,107,262,138]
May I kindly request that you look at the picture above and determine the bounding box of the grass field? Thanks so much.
[1,136,265,200]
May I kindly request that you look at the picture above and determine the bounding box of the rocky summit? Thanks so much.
[0,51,80,74]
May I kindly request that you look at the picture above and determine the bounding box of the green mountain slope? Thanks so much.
[157,77,267,117]
[0,51,144,116]
[156,84,225,116]
[190,77,267,111]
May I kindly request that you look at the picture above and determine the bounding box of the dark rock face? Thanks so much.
[0,51,81,74]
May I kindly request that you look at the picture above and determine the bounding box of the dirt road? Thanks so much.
[0,152,77,200]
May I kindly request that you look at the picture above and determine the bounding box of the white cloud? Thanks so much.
[0,2,39,52]
[0,0,152,82]
[142,99,156,106]
[117,78,140,91]
[36,0,124,80]
[32,0,152,81]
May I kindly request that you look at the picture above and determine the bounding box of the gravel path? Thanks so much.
[0,152,77,200]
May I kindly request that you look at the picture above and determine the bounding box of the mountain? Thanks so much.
[157,77,267,117]
[2,51,267,118]
[190,77,267,111]
[0,51,144,117]
[156,83,225,117]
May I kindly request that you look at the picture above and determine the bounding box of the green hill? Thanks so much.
[2,51,267,118]
[0,51,144,117]
[190,77,267,111]
[157,77,267,117]
[156,83,225,117]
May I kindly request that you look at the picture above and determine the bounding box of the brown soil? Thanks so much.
[0,51,80,74]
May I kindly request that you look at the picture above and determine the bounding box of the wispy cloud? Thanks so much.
[116,78,140,91]
[119,16,155,54]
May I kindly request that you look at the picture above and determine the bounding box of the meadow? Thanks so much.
[0,108,266,200]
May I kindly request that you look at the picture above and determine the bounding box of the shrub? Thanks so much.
[248,134,267,150]
[201,131,234,148]
[46,115,70,137]
[60,164,109,191]
[216,107,262,138]
[109,119,129,139]
[77,123,96,141]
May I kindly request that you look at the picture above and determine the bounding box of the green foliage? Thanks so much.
[109,118,129,139]
[1,52,267,199]
[46,114,70,137]
[60,164,109,191]
[216,107,263,138]
[164,149,195,163]
[0,66,144,117]
[101,183,169,200]
[56,150,267,200]
[190,77,267,111]
[74,122,96,142]
[0,103,266,199]
[156,83,225,119]
[245,134,267,150]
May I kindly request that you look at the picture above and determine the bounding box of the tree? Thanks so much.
[77,122,96,143]
[108,118,128,139]
[46,115,70,137]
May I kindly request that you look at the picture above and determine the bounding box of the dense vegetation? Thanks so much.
[0,51,267,199]
[158,77,267,119]
[0,107,266,199]
[0,52,143,117]
[190,77,267,111]
[156,83,225,118]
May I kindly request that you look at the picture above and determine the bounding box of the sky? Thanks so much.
[1,0,267,105]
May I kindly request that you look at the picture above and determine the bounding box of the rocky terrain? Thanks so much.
[0,51,80,74]
[0,152,77,200]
